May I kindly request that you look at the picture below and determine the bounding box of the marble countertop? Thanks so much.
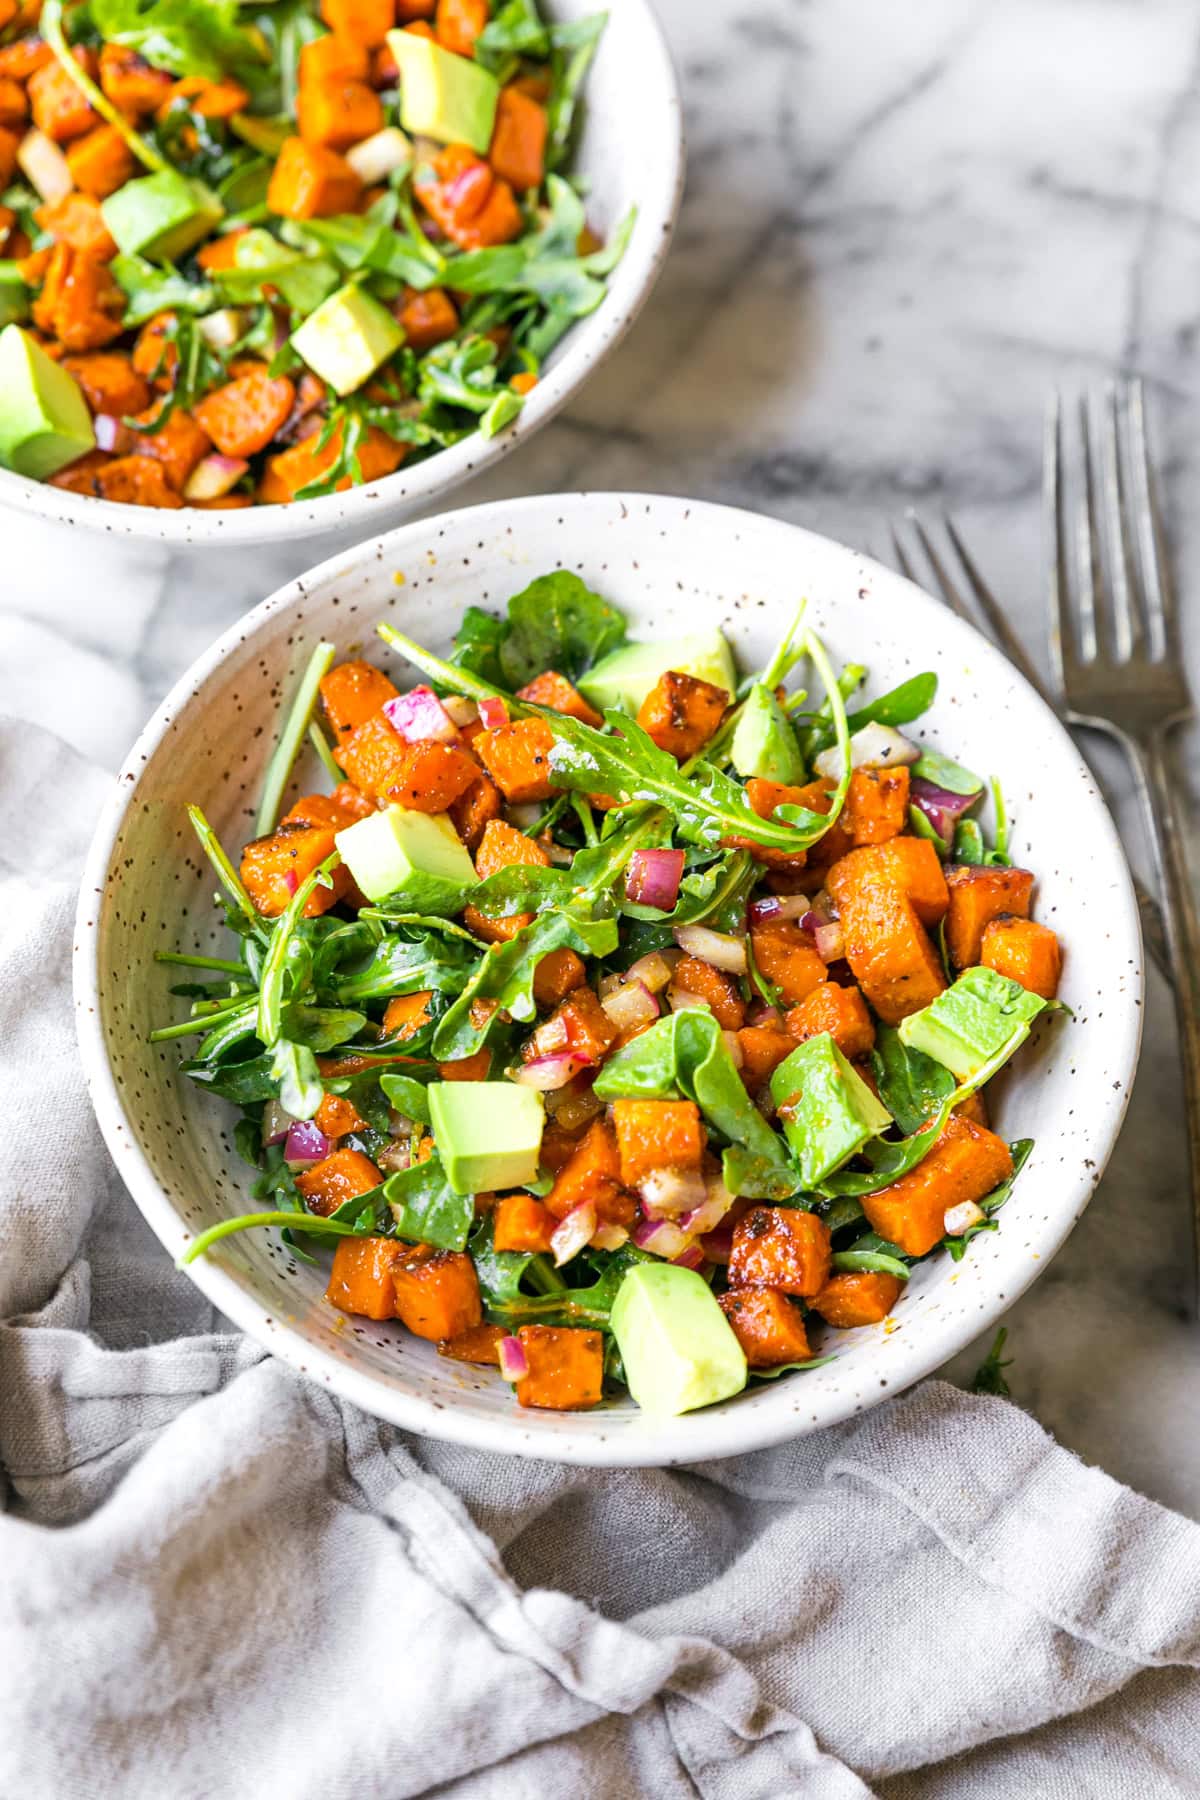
[5,0,1198,1511]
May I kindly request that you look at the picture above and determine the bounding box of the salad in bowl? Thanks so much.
[155,569,1065,1417]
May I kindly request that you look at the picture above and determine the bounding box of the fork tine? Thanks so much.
[1126,378,1175,664]
[1045,391,1072,695]
[1074,395,1101,663]
[888,522,920,586]
[941,513,1049,701]
[1099,382,1142,662]
[906,513,974,624]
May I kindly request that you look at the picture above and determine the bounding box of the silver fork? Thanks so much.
[886,511,1171,983]
[1049,379,1200,1301]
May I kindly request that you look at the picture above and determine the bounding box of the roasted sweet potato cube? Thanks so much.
[326,1235,406,1319]
[312,1092,367,1139]
[785,981,875,1060]
[438,1322,505,1365]
[132,311,178,386]
[382,990,433,1040]
[322,0,394,44]
[131,404,212,491]
[392,1248,482,1340]
[830,837,949,924]
[842,766,910,846]
[488,82,547,191]
[728,1206,832,1297]
[60,351,149,418]
[718,1287,813,1367]
[448,771,502,851]
[736,1024,795,1090]
[475,717,558,803]
[300,33,370,85]
[515,1324,604,1410]
[861,1114,1013,1257]
[636,670,728,760]
[547,985,617,1064]
[673,955,746,1029]
[532,947,587,1008]
[493,1192,556,1253]
[810,1271,903,1328]
[611,1098,704,1189]
[66,124,136,198]
[437,1047,492,1081]
[240,819,347,917]
[31,242,125,351]
[516,669,602,727]
[36,192,118,260]
[436,0,489,57]
[29,50,99,141]
[297,76,383,149]
[397,284,459,350]
[99,43,175,115]
[749,915,828,1006]
[545,1117,624,1220]
[463,816,546,942]
[826,844,949,1026]
[945,864,1035,969]
[296,1145,382,1216]
[334,711,410,799]
[981,915,1061,999]
[282,792,363,831]
[382,740,479,813]
[267,134,363,219]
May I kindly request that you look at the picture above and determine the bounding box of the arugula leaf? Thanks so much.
[268,1039,322,1119]
[546,12,607,170]
[593,1010,800,1199]
[379,1072,431,1124]
[333,930,476,1003]
[91,0,264,80]
[953,819,986,865]
[451,606,508,684]
[469,864,571,916]
[944,1138,1033,1261]
[498,571,627,687]
[281,1005,366,1052]
[830,1249,911,1280]
[469,1213,537,1309]
[970,1326,1013,1396]
[912,748,983,796]
[384,1157,474,1250]
[750,1355,838,1380]
[214,228,339,314]
[483,1245,656,1331]
[475,0,550,69]
[806,671,937,758]
[110,255,214,327]
[870,1025,954,1137]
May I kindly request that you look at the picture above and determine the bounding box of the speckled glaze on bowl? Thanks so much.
[75,493,1143,1464]
[0,4,682,548]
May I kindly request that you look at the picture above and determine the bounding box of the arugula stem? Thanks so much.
[256,640,337,836]
[180,1209,363,1266]
[802,628,853,825]
[155,951,246,975]
[187,805,262,932]
[308,720,344,787]
[377,623,523,711]
[149,1001,251,1043]
[257,853,340,1046]
[41,0,167,174]
[526,1253,567,1294]
[571,794,599,847]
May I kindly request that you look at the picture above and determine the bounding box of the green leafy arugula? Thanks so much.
[386,1156,474,1250]
[970,1326,1014,1396]
[91,0,265,80]
[870,1025,955,1138]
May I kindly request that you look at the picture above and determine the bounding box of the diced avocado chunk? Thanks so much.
[579,631,737,716]
[0,324,94,480]
[101,170,223,263]
[611,1263,747,1415]
[0,262,30,329]
[898,966,1048,1082]
[386,29,499,154]
[770,1033,892,1188]
[335,803,476,907]
[428,1081,544,1194]
[730,682,805,783]
[291,282,404,397]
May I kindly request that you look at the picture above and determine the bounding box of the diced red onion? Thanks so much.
[639,1166,707,1219]
[799,909,825,934]
[93,413,133,454]
[600,978,660,1033]
[679,1181,734,1238]
[625,848,685,910]
[543,1078,604,1129]
[530,1013,571,1056]
[633,1217,695,1259]
[668,986,713,1015]
[443,160,492,213]
[377,1141,412,1174]
[673,923,748,973]
[911,777,978,846]
[551,1200,596,1266]
[513,1051,593,1091]
[748,895,783,923]
[626,949,678,993]
[699,1224,735,1264]
[262,1099,295,1146]
[383,685,460,745]
[814,921,845,961]
[442,695,478,728]
[197,306,245,351]
[746,1000,783,1027]
[591,1223,629,1251]
[671,1244,706,1270]
[813,721,919,779]
[498,1335,528,1381]
[944,1199,985,1236]
[507,802,542,829]
[184,454,249,501]
[283,1121,332,1168]
[283,869,298,895]
[478,695,509,731]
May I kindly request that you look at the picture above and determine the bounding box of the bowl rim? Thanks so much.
[0,2,683,550]
[74,492,1145,1464]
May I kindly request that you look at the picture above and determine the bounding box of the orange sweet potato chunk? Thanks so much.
[611,1098,704,1188]
[945,864,1035,969]
[474,717,558,803]
[981,916,1062,1000]
[300,32,370,85]
[489,83,547,191]
[672,954,746,1029]
[393,1247,482,1340]
[320,661,399,740]
[240,820,346,917]
[193,371,296,458]
[532,947,587,1008]
[296,1145,381,1216]
[438,1322,505,1365]
[545,1117,624,1221]
[728,1206,832,1297]
[736,1024,795,1091]
[267,135,363,218]
[326,1235,406,1319]
[60,352,149,418]
[861,1115,1013,1257]
[749,915,827,1006]
[436,0,488,55]
[66,124,136,198]
[785,981,875,1060]
[810,1271,903,1329]
[99,43,175,115]
[463,817,546,943]
[29,51,99,142]
[397,284,459,351]
[826,843,949,1026]
[437,1047,492,1081]
[321,0,393,42]
[516,669,603,727]
[542,985,617,1064]
[334,711,410,799]
[636,670,728,760]
[382,990,434,1040]
[381,740,479,813]
[493,1192,556,1253]
[448,771,501,851]
[131,405,212,491]
[719,1287,813,1367]
[515,1324,604,1410]
[313,1092,367,1139]
[297,76,383,149]
[842,766,910,846]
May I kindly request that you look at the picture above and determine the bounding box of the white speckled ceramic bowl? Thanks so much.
[75,494,1143,1463]
[0,5,681,547]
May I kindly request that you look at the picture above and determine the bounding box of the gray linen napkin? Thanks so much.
[3,718,1199,1800]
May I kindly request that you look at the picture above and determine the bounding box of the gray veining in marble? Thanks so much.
[3,0,1199,1511]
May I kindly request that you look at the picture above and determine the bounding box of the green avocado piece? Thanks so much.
[291,281,404,396]
[579,631,737,716]
[386,29,499,154]
[770,1033,893,1188]
[0,324,94,480]
[611,1263,747,1415]
[898,965,1048,1082]
[427,1081,544,1195]
[334,803,476,908]
[101,170,224,264]
[0,262,31,329]
[729,682,805,783]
